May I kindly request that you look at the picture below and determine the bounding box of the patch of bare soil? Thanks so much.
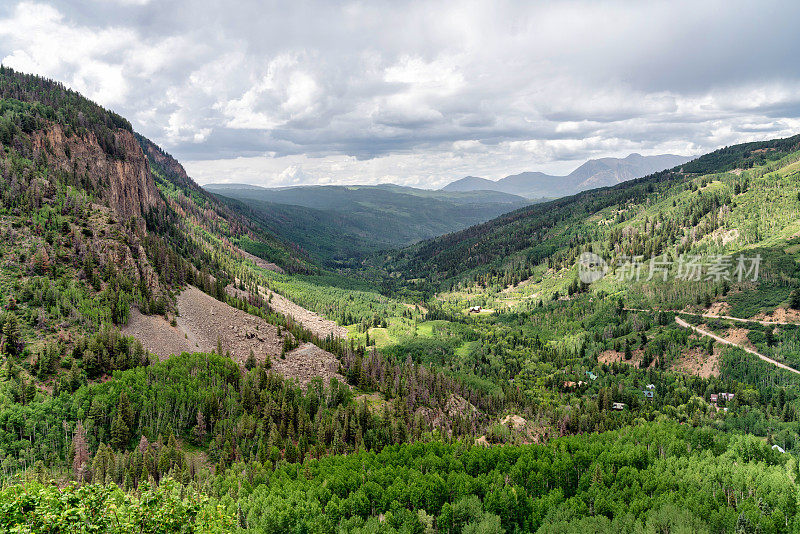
[445,394,477,416]
[171,286,284,365]
[475,435,490,447]
[260,288,348,338]
[414,406,440,428]
[227,285,348,339]
[725,327,755,349]
[672,347,720,378]
[403,302,428,314]
[412,394,480,433]
[501,276,535,293]
[500,414,527,431]
[755,307,800,324]
[707,228,739,246]
[501,414,548,444]
[476,415,548,446]
[707,301,731,316]
[598,349,643,367]
[123,308,195,359]
[125,286,343,386]
[272,343,345,389]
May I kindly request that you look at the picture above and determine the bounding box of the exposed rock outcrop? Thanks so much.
[31,123,162,222]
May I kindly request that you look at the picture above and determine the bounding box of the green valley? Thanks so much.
[2,54,800,534]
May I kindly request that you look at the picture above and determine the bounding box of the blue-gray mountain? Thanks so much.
[442,153,692,198]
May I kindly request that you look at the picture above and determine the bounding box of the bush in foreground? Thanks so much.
[0,478,233,533]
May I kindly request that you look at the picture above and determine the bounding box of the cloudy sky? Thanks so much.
[1,0,799,188]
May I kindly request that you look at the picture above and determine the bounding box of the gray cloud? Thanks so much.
[0,0,799,187]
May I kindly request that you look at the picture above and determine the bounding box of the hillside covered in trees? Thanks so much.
[204,183,530,267]
[3,65,800,534]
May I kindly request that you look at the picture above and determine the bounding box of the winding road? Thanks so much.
[674,316,800,376]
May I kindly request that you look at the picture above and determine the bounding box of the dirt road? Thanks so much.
[626,307,799,326]
[674,316,800,376]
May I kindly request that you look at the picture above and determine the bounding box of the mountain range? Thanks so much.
[441,153,693,198]
[204,183,531,266]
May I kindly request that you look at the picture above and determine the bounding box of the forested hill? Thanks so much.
[0,65,316,380]
[204,182,531,266]
[0,66,162,222]
[135,133,315,273]
[380,133,800,295]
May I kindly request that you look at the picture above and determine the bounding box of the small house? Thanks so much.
[612,402,626,411]
[585,371,598,381]
[643,390,654,398]
[710,394,718,403]
[772,444,786,454]
[469,306,482,313]
[645,384,655,390]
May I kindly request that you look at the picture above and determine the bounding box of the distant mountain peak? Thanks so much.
[440,175,498,192]
[440,153,692,199]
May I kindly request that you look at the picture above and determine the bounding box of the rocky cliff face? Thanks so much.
[31,123,163,222]
[138,135,200,191]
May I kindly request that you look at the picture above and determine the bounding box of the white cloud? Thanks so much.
[0,2,195,107]
[215,53,324,129]
[452,140,486,154]
[0,2,134,104]
[0,0,799,187]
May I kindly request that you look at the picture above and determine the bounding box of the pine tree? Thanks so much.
[138,435,150,454]
[1,313,21,357]
[158,447,170,476]
[766,329,776,347]
[119,392,134,429]
[110,412,130,450]
[91,443,108,484]
[139,463,149,488]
